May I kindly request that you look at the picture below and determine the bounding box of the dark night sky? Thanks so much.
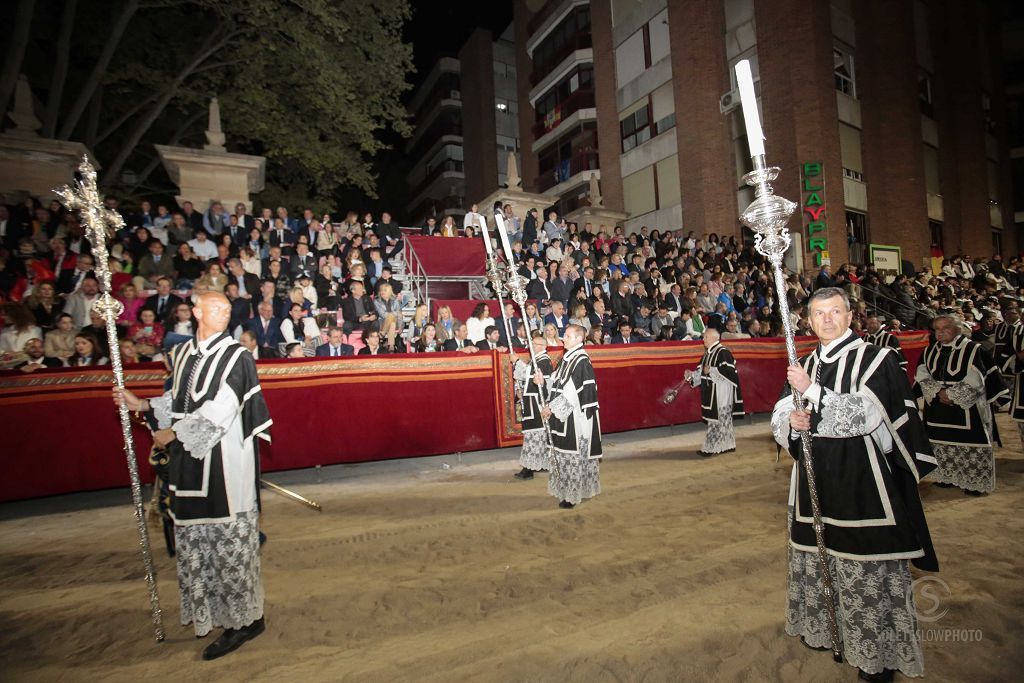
[405,1,514,81]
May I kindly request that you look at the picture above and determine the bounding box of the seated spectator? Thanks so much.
[466,303,495,343]
[414,323,441,352]
[357,327,388,355]
[240,329,279,359]
[316,327,354,357]
[722,318,750,339]
[188,228,218,261]
[475,325,507,352]
[374,282,404,350]
[544,300,568,336]
[25,280,59,331]
[435,305,456,342]
[296,274,318,309]
[173,243,203,288]
[542,322,561,347]
[438,215,458,237]
[45,313,77,363]
[165,302,196,348]
[651,304,674,338]
[284,342,305,358]
[62,275,100,329]
[280,302,320,351]
[134,239,176,291]
[126,307,165,358]
[341,281,377,334]
[314,263,341,309]
[442,323,479,353]
[633,301,654,338]
[526,266,551,304]
[585,326,605,346]
[119,338,147,364]
[610,319,640,345]
[116,282,145,329]
[567,302,591,334]
[195,262,228,293]
[17,337,63,372]
[406,303,430,346]
[1,303,42,364]
[144,277,184,321]
[69,331,108,366]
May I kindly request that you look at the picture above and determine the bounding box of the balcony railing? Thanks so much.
[536,151,599,193]
[410,159,464,199]
[532,88,595,139]
[530,32,593,86]
[526,0,563,36]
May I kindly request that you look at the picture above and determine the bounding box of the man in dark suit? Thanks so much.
[315,327,355,357]
[366,249,390,288]
[225,215,248,247]
[144,277,184,320]
[588,298,613,338]
[246,300,284,350]
[341,281,378,334]
[289,242,317,279]
[543,301,569,337]
[610,280,635,320]
[268,218,295,251]
[377,211,403,260]
[16,338,64,372]
[240,329,280,359]
[225,283,253,334]
[664,284,685,315]
[475,325,507,352]
[227,259,260,300]
[442,323,479,353]
[57,252,96,295]
[548,265,573,307]
[181,201,204,233]
[571,266,597,299]
[136,239,177,289]
[610,319,640,345]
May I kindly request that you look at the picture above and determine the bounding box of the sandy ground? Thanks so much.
[1,415,1022,682]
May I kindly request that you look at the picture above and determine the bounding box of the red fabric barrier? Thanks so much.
[0,332,928,502]
[404,235,486,277]
[431,299,502,323]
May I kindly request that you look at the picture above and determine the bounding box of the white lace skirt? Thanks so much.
[703,406,736,453]
[930,443,995,493]
[786,546,924,677]
[548,448,600,505]
[175,510,264,636]
[519,430,550,471]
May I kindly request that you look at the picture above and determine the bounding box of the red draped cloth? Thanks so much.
[404,235,486,277]
[0,333,929,501]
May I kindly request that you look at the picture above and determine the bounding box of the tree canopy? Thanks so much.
[2,0,414,205]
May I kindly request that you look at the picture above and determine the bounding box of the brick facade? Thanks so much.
[589,0,625,214]
[668,0,738,239]
[512,0,539,194]
[460,30,499,206]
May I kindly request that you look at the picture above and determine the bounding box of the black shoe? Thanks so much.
[558,501,575,509]
[799,636,828,651]
[514,468,534,480]
[932,482,955,488]
[202,618,265,660]
[259,531,267,546]
[858,669,894,683]
[963,489,985,497]
[697,450,715,458]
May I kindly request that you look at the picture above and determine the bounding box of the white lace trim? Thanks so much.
[944,382,981,411]
[150,393,173,430]
[930,443,995,493]
[818,390,869,438]
[549,394,573,421]
[172,413,227,460]
[918,378,941,405]
[703,407,735,453]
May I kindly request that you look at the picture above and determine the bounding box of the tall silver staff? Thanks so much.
[491,213,556,459]
[734,61,842,662]
[55,156,165,642]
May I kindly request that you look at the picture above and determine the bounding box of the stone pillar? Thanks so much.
[589,0,625,214]
[755,0,848,269]
[460,29,500,206]
[668,0,737,238]
[855,0,930,267]
[513,0,540,193]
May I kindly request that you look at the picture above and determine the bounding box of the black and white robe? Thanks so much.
[545,344,602,504]
[513,352,553,471]
[1010,323,1024,439]
[992,319,1021,377]
[864,327,907,369]
[150,333,272,636]
[688,342,744,453]
[771,329,937,678]
[915,334,1009,493]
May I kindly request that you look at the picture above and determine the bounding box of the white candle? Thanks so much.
[735,60,765,157]
[494,212,515,263]
[479,214,494,255]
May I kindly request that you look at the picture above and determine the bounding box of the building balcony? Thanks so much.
[529,49,593,106]
[531,88,595,139]
[409,159,465,199]
[527,0,589,52]
[536,151,599,194]
[530,32,593,86]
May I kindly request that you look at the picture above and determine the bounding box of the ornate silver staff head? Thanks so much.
[740,159,798,265]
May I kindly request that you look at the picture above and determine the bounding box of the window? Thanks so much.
[834,47,856,98]
[495,97,517,115]
[929,220,943,251]
[919,72,934,118]
[839,123,863,180]
[533,7,592,77]
[846,211,869,264]
[620,104,651,152]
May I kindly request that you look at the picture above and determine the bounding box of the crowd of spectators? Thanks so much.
[1,193,1022,373]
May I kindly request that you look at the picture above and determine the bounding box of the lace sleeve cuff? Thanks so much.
[550,394,573,421]
[149,393,173,430]
[171,413,226,460]
[771,407,793,446]
[817,390,878,438]
[917,378,941,404]
[945,382,981,410]
[512,359,531,382]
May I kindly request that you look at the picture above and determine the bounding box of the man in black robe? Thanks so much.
[115,292,272,660]
[863,314,907,370]
[513,333,554,480]
[772,287,937,683]
[537,324,602,509]
[684,328,744,456]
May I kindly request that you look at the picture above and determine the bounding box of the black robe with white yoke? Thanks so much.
[772,329,938,571]
[160,333,273,525]
[515,352,553,433]
[547,344,602,459]
[864,328,907,369]
[696,342,744,422]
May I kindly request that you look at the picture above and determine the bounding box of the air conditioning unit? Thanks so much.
[720,90,740,114]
